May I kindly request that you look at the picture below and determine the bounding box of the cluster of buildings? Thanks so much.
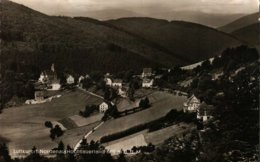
[183,94,214,122]
[38,64,76,90]
[26,64,77,104]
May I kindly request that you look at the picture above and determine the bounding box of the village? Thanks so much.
[10,63,215,154]
[28,64,213,123]
[1,45,259,161]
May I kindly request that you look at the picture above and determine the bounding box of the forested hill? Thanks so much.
[1,0,187,76]
[107,18,242,62]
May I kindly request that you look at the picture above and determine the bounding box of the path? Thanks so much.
[73,87,105,152]
[78,87,104,99]
[73,121,104,151]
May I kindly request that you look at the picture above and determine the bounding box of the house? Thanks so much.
[99,101,112,113]
[197,102,214,122]
[38,64,61,91]
[34,91,45,101]
[78,75,85,84]
[183,94,201,112]
[142,68,153,78]
[38,72,48,83]
[105,78,113,86]
[105,77,123,88]
[112,79,123,87]
[142,78,154,88]
[66,75,75,85]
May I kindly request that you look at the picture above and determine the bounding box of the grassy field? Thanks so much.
[0,88,189,157]
[0,89,102,157]
[103,123,195,153]
[69,114,103,127]
[144,123,196,145]
[105,134,147,154]
[87,90,187,142]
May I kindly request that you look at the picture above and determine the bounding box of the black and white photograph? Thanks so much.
[0,0,259,161]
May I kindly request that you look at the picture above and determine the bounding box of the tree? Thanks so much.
[139,97,150,109]
[66,145,76,162]
[117,150,127,162]
[55,141,65,160]
[0,143,11,162]
[44,121,53,128]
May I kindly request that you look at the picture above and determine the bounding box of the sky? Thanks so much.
[10,0,259,18]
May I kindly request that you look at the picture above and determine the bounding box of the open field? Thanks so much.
[87,90,187,142]
[145,123,196,145]
[105,134,147,154]
[103,123,195,153]
[69,114,103,127]
[60,122,100,148]
[0,89,102,157]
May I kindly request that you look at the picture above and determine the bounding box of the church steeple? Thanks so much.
[51,63,55,72]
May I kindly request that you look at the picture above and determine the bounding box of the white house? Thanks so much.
[112,79,123,87]
[183,94,200,112]
[99,102,111,113]
[197,102,214,122]
[78,76,85,84]
[141,68,153,78]
[66,75,75,85]
[105,78,113,86]
[142,78,154,88]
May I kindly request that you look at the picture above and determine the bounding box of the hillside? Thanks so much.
[232,23,259,45]
[107,18,242,62]
[1,0,188,76]
[218,13,258,33]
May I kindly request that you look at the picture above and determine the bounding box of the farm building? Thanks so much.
[99,102,112,113]
[66,75,75,85]
[183,94,200,112]
[142,78,154,88]
[197,102,214,122]
[142,68,153,78]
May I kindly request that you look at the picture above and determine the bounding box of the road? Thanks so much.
[78,87,104,99]
[73,121,104,151]
[73,87,105,152]
[73,87,117,152]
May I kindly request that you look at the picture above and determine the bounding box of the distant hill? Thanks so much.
[79,9,244,28]
[1,0,189,75]
[140,11,245,28]
[107,18,241,62]
[218,13,258,33]
[232,23,259,45]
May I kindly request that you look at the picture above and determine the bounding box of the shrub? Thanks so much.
[44,121,53,128]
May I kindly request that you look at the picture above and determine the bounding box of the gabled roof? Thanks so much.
[143,78,154,83]
[186,94,200,104]
[100,101,113,107]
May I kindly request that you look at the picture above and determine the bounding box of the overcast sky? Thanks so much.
[11,0,259,17]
